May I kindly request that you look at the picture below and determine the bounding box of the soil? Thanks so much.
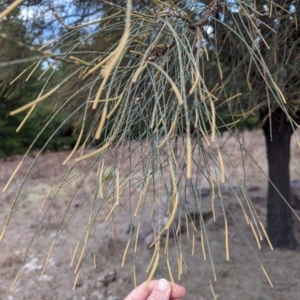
[1,129,300,300]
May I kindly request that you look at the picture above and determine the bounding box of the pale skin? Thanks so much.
[124,279,186,300]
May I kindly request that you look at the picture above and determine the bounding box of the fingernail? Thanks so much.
[157,279,169,292]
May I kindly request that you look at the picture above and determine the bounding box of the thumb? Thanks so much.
[147,279,171,300]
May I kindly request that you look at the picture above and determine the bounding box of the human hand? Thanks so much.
[124,278,186,300]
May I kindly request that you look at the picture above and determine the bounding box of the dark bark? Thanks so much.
[261,109,297,249]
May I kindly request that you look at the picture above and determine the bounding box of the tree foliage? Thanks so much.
[0,6,78,157]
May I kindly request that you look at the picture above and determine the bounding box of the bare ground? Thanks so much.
[1,129,300,300]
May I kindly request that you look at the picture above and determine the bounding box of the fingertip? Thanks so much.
[156,278,171,292]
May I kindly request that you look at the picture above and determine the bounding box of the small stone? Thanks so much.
[247,186,265,204]
[41,274,54,282]
[62,145,72,150]
[144,232,154,248]
[74,279,83,288]
[90,291,104,300]
[248,186,261,192]
[227,203,240,212]
[206,213,234,231]
[125,223,134,234]
[218,185,232,196]
[250,196,265,204]
[107,296,119,300]
[186,210,213,223]
[98,270,117,286]
[23,257,43,272]
[200,188,210,197]
[165,217,186,237]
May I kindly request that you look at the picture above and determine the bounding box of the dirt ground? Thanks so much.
[1,129,300,300]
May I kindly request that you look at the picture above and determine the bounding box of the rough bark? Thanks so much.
[261,109,297,249]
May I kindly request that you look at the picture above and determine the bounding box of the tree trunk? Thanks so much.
[261,109,297,249]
